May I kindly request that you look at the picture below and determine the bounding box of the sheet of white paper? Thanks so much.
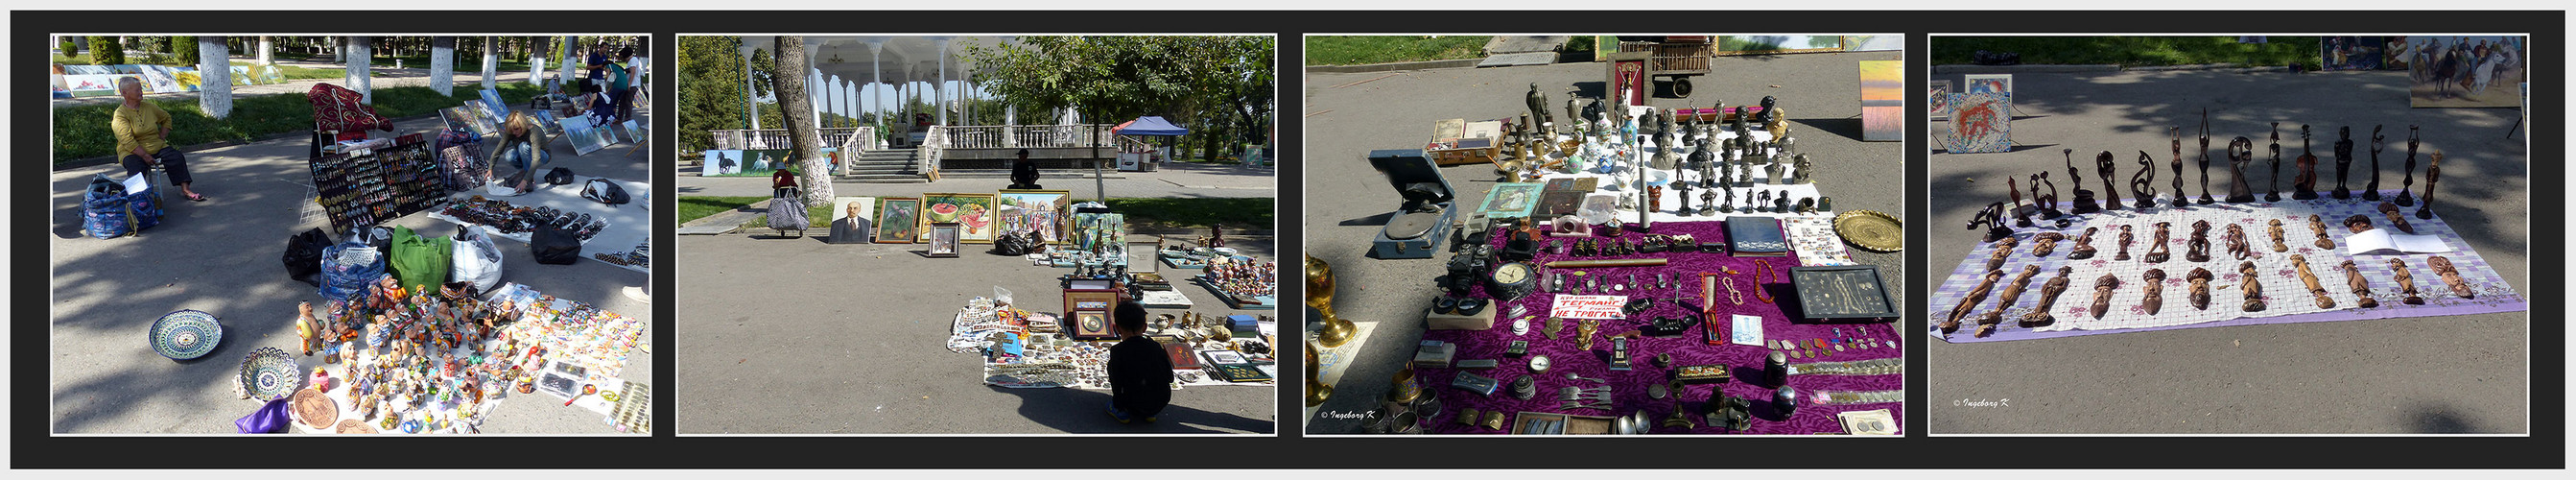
[120,174,150,195]
[2344,228,2455,255]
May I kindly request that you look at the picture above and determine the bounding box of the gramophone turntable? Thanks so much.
[1370,150,1458,259]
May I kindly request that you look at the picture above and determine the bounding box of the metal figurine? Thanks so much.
[2363,126,2386,201]
[2197,108,2215,204]
[2032,172,2062,219]
[2238,261,2267,312]
[2097,151,2123,210]
[2068,149,2101,213]
[2331,126,2355,199]
[1764,156,1785,185]
[1526,83,1553,132]
[2292,125,2320,200]
[1705,188,1721,216]
[1789,155,1812,184]
[2226,136,2257,203]
[2169,126,2186,207]
[2130,151,2158,209]
[2266,123,2283,202]
[2395,126,2420,206]
[2417,151,2442,220]
[1674,180,1693,214]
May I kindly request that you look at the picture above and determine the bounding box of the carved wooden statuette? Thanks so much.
[1943,269,2006,333]
[2032,172,2063,219]
[2429,256,2474,299]
[2008,177,2033,228]
[2186,220,2212,263]
[2059,150,2095,215]
[2186,267,2214,310]
[2291,254,2334,309]
[1978,265,2043,325]
[2363,126,2386,201]
[1985,236,2018,273]
[2197,108,2216,204]
[2143,222,2173,263]
[2238,261,2267,312]
[2390,258,2425,304]
[2224,223,2252,260]
[2331,126,2355,199]
[2308,214,2334,250]
[2226,136,2257,203]
[2141,268,2167,315]
[2169,126,2187,207]
[2343,259,2378,308]
[2115,225,2136,261]
[2343,214,2375,233]
[2097,151,2124,210]
[2021,267,2074,327]
[2378,202,2415,233]
[2268,219,2288,252]
[2130,151,2159,209]
[2417,151,2443,220]
[2395,126,2420,206]
[2031,231,2066,257]
[1971,202,2013,242]
[2090,273,2120,319]
[2068,227,2100,259]
[2266,122,2284,202]
[2293,125,2320,200]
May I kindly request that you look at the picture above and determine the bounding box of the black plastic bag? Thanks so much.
[282,228,331,287]
[531,223,582,265]
[581,179,630,205]
[545,167,577,186]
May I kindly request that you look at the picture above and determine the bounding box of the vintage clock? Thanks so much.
[1488,262,1539,302]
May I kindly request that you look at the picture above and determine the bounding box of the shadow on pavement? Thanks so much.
[987,386,1274,434]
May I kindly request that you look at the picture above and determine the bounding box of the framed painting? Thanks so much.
[1716,36,1844,56]
[559,115,613,156]
[461,99,501,135]
[917,193,998,244]
[995,189,1072,244]
[1063,291,1123,341]
[1857,60,1904,142]
[479,88,510,118]
[439,107,484,135]
[1946,91,2013,154]
[926,223,962,257]
[621,119,646,145]
[1926,80,1954,118]
[828,197,875,245]
[701,150,745,176]
[173,67,202,91]
[873,197,921,244]
[1478,182,1543,219]
[1070,212,1127,256]
[532,109,562,137]
[1963,74,2013,96]
[2321,36,2386,71]
[2406,36,2525,108]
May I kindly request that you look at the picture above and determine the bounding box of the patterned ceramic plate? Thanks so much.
[151,310,224,360]
[239,347,300,401]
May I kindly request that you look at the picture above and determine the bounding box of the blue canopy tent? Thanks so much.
[1112,116,1191,172]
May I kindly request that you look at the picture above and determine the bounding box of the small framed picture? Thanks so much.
[1063,290,1122,340]
[926,222,962,257]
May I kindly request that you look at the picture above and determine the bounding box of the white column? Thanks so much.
[480,36,497,90]
[256,36,272,64]
[936,39,950,126]
[345,36,372,104]
[430,36,455,97]
[870,42,884,137]
[198,37,232,119]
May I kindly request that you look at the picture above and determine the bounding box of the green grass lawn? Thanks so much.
[1931,36,2324,69]
[52,83,547,164]
[677,196,1276,230]
[1306,36,1493,65]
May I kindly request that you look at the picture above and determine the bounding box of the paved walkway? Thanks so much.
[48,104,654,434]
[54,58,540,108]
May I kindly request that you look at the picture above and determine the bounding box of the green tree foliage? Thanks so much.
[962,36,1274,158]
[747,47,776,100]
[59,37,77,58]
[88,36,123,64]
[174,36,199,64]
[675,36,748,152]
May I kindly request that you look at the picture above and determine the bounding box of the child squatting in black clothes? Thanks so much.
[1106,301,1172,423]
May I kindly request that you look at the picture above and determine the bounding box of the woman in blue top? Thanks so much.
[494,111,551,196]
[608,46,635,123]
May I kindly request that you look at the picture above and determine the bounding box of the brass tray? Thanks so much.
[1832,209,1903,252]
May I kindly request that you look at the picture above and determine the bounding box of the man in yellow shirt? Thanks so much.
[113,77,206,202]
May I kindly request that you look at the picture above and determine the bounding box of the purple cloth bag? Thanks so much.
[235,398,291,433]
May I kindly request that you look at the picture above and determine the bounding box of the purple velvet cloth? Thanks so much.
[1414,219,1903,435]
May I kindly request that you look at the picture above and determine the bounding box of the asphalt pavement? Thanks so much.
[675,160,1278,200]
[48,107,655,434]
[1922,68,2529,434]
[672,231,1279,434]
[1300,51,1910,433]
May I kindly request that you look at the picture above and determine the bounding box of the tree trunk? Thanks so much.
[430,36,456,97]
[773,36,833,205]
[199,37,233,119]
[345,36,372,104]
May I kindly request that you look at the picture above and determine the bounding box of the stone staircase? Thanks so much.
[842,149,928,183]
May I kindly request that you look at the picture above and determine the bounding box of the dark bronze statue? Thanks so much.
[2390,258,2424,304]
[1674,181,1692,214]
[2224,223,2252,260]
[2021,267,2074,327]
[2032,172,2062,219]
[2090,274,2119,319]
[2429,256,2474,299]
[1943,269,2005,334]
[2031,231,2065,257]
[2169,126,2187,207]
[2185,219,2212,263]
[2343,259,2378,309]
[2363,126,2386,201]
[2331,126,2355,199]
[1979,265,2043,327]
[2068,227,2099,259]
[2266,122,2284,202]
[2291,254,2334,309]
[2418,151,2442,220]
[2098,151,2124,210]
[2068,149,2101,213]
[1789,155,1811,184]
[2308,214,2334,250]
[2293,125,2320,200]
[2141,268,2167,315]
[2143,222,2172,263]
[2378,202,2415,234]
[2115,224,2136,261]
[2196,108,2215,204]
[2186,267,2214,310]
[1526,83,1553,131]
[2226,136,2257,203]
[2239,261,2267,312]
[2395,126,2419,206]
[2130,151,2158,209]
